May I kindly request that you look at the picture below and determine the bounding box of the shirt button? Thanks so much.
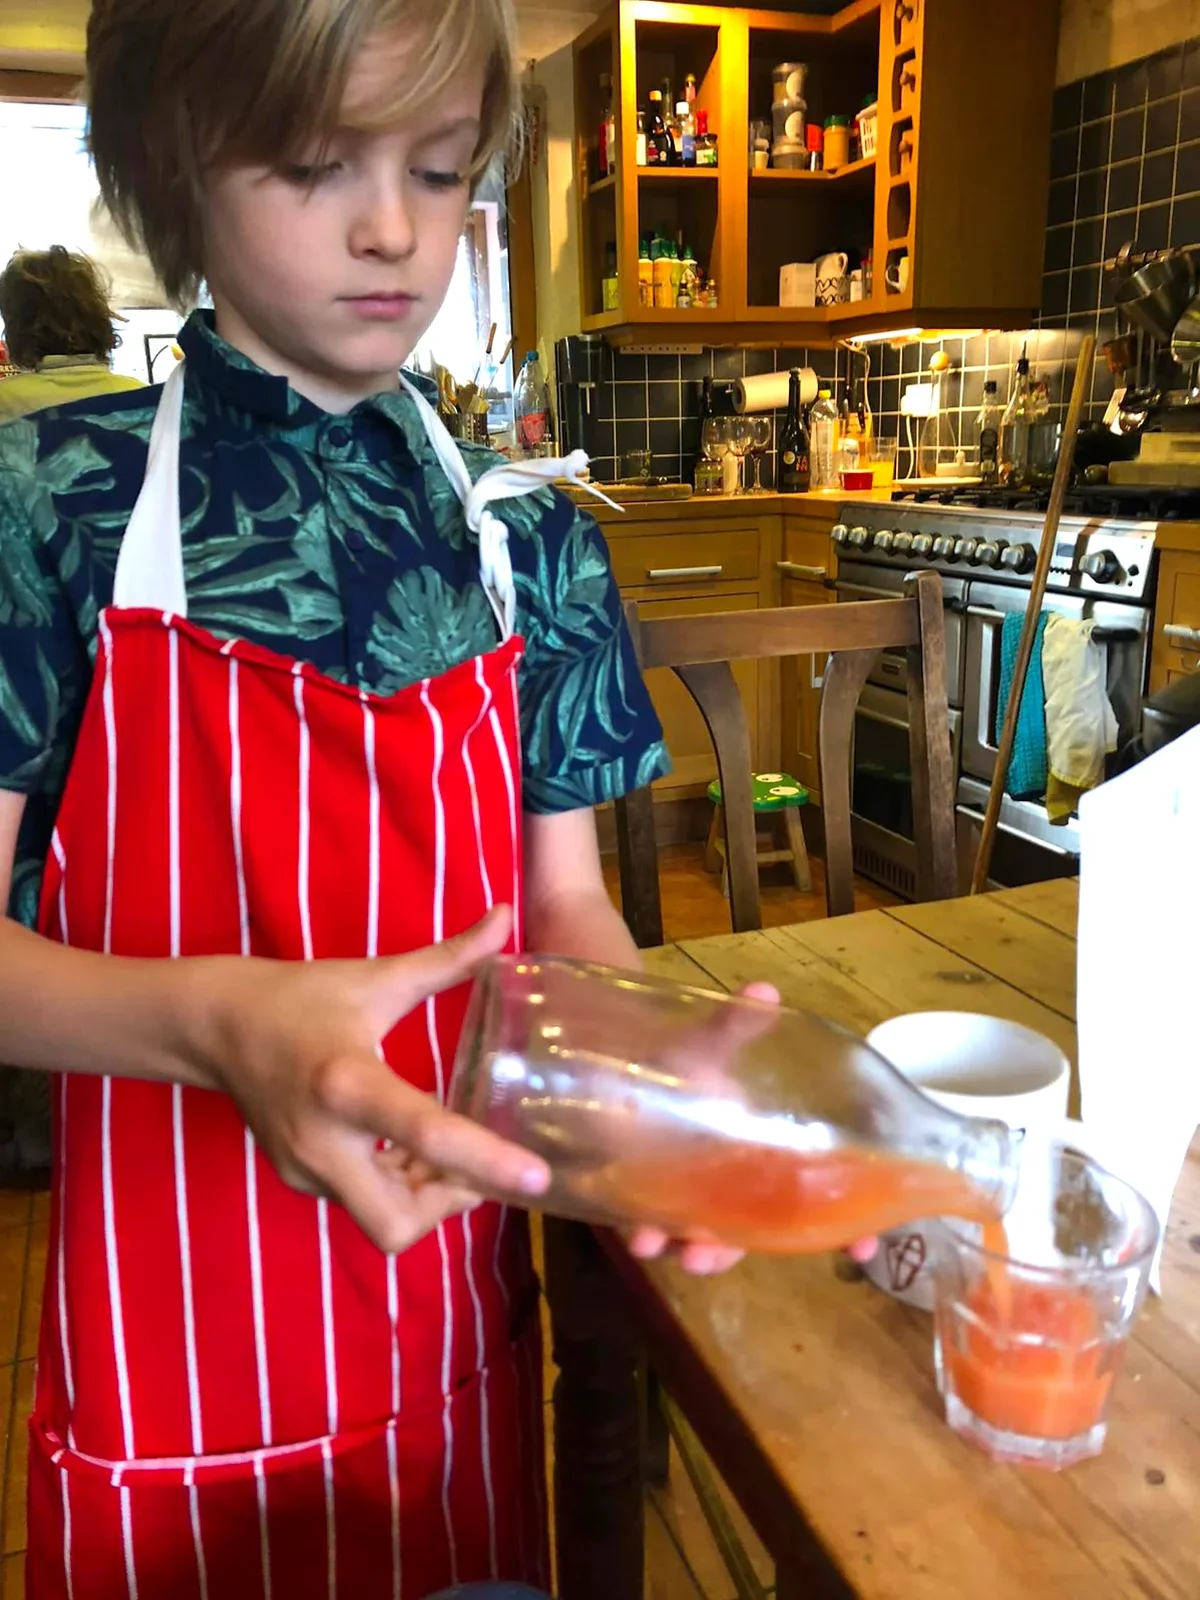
[345,528,366,552]
[327,423,352,449]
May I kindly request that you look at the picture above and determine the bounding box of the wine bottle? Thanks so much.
[778,370,811,493]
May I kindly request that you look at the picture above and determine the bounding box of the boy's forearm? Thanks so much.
[0,917,223,1088]
[524,889,643,971]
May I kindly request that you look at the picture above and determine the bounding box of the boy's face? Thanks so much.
[203,32,486,411]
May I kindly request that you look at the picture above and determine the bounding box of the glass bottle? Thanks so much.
[1000,350,1035,486]
[694,375,714,485]
[635,110,648,168]
[810,388,839,489]
[646,90,671,165]
[513,352,552,459]
[777,369,811,493]
[917,355,958,479]
[684,72,698,107]
[678,101,697,166]
[977,380,1004,484]
[637,237,653,306]
[601,242,619,312]
[666,101,684,164]
[449,955,1020,1255]
[695,110,718,167]
[597,73,613,178]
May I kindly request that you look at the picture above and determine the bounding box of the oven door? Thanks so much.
[834,569,966,706]
[960,583,1148,788]
[850,681,962,901]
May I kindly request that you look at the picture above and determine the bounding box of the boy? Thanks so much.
[0,2,747,1595]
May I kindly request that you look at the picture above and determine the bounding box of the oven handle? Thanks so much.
[966,604,1141,645]
[956,804,1079,858]
[857,702,911,734]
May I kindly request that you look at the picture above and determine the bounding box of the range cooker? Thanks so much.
[830,491,1160,896]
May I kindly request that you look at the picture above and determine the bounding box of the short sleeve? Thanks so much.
[0,465,79,797]
[516,497,669,814]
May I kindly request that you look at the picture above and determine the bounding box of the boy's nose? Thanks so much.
[351,184,417,261]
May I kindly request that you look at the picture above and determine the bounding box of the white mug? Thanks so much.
[885,253,910,293]
[815,251,848,279]
[860,1013,1107,1310]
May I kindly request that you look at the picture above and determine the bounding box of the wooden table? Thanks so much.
[545,881,1200,1600]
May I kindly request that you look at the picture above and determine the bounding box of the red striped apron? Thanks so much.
[27,364,573,1600]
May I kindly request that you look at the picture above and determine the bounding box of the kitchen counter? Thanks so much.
[573,487,895,525]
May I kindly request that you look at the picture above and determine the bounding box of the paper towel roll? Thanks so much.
[734,369,818,413]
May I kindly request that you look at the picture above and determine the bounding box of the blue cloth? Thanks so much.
[0,310,669,928]
[997,610,1049,800]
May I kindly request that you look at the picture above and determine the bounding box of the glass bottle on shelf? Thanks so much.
[695,110,718,167]
[598,73,613,178]
[635,109,648,167]
[678,101,697,166]
[684,72,697,108]
[810,389,839,489]
[637,237,653,306]
[601,242,619,312]
[977,380,1003,484]
[646,90,672,165]
[666,101,684,163]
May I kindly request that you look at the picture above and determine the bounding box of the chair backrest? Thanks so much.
[613,570,957,948]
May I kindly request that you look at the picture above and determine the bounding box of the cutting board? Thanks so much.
[1109,460,1200,487]
[559,481,693,504]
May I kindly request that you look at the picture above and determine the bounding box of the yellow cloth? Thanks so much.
[0,358,144,420]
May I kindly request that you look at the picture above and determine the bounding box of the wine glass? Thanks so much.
[702,417,732,490]
[728,417,754,494]
[747,416,773,493]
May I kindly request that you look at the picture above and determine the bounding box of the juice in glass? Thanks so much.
[930,1148,1159,1469]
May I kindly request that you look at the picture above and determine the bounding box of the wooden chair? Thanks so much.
[614,570,958,945]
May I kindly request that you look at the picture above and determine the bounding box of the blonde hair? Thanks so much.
[87,0,520,309]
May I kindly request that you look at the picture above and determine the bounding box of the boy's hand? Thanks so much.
[197,907,550,1255]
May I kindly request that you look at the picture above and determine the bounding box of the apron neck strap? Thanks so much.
[113,361,188,616]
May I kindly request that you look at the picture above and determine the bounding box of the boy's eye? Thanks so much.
[283,161,344,186]
[415,169,468,191]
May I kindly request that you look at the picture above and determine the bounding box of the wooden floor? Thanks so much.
[0,843,895,1599]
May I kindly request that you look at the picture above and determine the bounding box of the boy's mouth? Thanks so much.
[345,293,417,320]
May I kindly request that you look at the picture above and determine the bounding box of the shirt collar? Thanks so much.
[177,309,438,463]
[38,355,109,372]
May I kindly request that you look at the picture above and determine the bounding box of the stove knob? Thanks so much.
[954,537,978,562]
[848,526,871,549]
[911,533,934,556]
[1082,548,1121,584]
[873,531,894,553]
[974,541,1001,568]
[890,530,914,554]
[932,535,958,559]
[1000,542,1036,575]
[831,523,850,546]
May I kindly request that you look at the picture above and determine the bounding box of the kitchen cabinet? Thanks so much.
[1149,547,1200,695]
[572,0,1059,346]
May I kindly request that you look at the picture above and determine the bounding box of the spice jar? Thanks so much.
[823,114,851,172]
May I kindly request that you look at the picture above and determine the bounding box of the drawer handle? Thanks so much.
[646,565,724,580]
[778,561,829,582]
[1164,623,1200,649]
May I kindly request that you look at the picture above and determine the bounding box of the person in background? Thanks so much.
[0,245,144,419]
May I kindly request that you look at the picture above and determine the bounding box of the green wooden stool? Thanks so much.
[705,772,813,897]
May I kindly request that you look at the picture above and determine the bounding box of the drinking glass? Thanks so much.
[447,955,1019,1252]
[702,416,731,464]
[930,1144,1159,1470]
[728,417,754,493]
[747,417,773,492]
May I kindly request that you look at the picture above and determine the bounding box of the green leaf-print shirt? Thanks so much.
[0,311,668,927]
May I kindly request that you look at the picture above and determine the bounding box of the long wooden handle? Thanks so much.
[969,333,1096,896]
